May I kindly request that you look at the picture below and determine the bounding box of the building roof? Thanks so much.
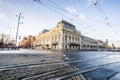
[61,20,75,28]
[42,29,49,33]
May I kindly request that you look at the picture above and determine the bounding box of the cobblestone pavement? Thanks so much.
[0,49,87,80]
[0,49,64,67]
[0,63,86,80]
[2,49,120,80]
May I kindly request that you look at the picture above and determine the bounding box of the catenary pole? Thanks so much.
[15,12,23,47]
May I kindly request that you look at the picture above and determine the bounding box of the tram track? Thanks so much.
[0,53,115,70]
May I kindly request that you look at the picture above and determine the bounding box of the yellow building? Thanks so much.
[81,36,98,50]
[33,20,81,51]
[81,36,108,51]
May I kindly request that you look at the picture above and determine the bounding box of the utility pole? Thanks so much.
[15,12,23,47]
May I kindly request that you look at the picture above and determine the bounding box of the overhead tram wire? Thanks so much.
[34,2,97,37]
[46,0,108,38]
[37,2,73,22]
[35,0,107,39]
[34,0,106,39]
[0,1,19,28]
[107,8,120,26]
[78,0,95,13]
[39,1,96,31]
[33,0,93,31]
[48,0,99,23]
[107,8,120,18]
[48,0,106,25]
[34,0,74,21]
[93,1,111,26]
[23,0,34,17]
[97,3,120,31]
[93,2,117,33]
[35,0,99,37]
[47,0,96,28]
[46,0,98,31]
[93,0,120,33]
[47,0,68,13]
[33,0,91,32]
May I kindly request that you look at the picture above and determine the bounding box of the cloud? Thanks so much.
[0,13,8,27]
[0,0,14,8]
[86,0,95,6]
[0,13,8,22]
[66,6,86,21]
[78,13,86,21]
[6,1,14,8]
[0,0,4,5]
[66,7,77,15]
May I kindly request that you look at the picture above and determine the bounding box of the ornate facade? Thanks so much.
[81,36,108,50]
[33,20,81,51]
[81,36,98,50]
[33,20,108,51]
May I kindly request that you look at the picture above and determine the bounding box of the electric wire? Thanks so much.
[93,0,120,33]
[34,0,95,34]
[45,1,101,33]
[36,0,108,39]
[35,0,114,40]
[23,0,34,17]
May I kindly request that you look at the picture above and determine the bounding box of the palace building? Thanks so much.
[33,20,81,51]
[33,20,108,51]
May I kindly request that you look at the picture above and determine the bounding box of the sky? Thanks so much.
[0,0,120,47]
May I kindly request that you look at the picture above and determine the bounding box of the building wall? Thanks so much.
[62,21,81,50]
[81,36,97,50]
[0,34,9,44]
[34,24,62,50]
[97,40,108,50]
[33,20,108,51]
[19,35,35,48]
[33,20,81,51]
[81,36,108,51]
[0,33,14,44]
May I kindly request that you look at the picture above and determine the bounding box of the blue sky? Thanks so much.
[0,0,120,47]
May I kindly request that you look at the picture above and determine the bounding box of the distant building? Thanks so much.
[81,36,98,50]
[0,33,9,44]
[81,36,108,51]
[33,20,81,51]
[0,33,15,44]
[19,35,35,48]
[0,33,15,48]
[97,39,108,50]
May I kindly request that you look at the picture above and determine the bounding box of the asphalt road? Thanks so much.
[63,51,120,80]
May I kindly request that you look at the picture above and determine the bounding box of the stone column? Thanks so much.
[59,30,63,51]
